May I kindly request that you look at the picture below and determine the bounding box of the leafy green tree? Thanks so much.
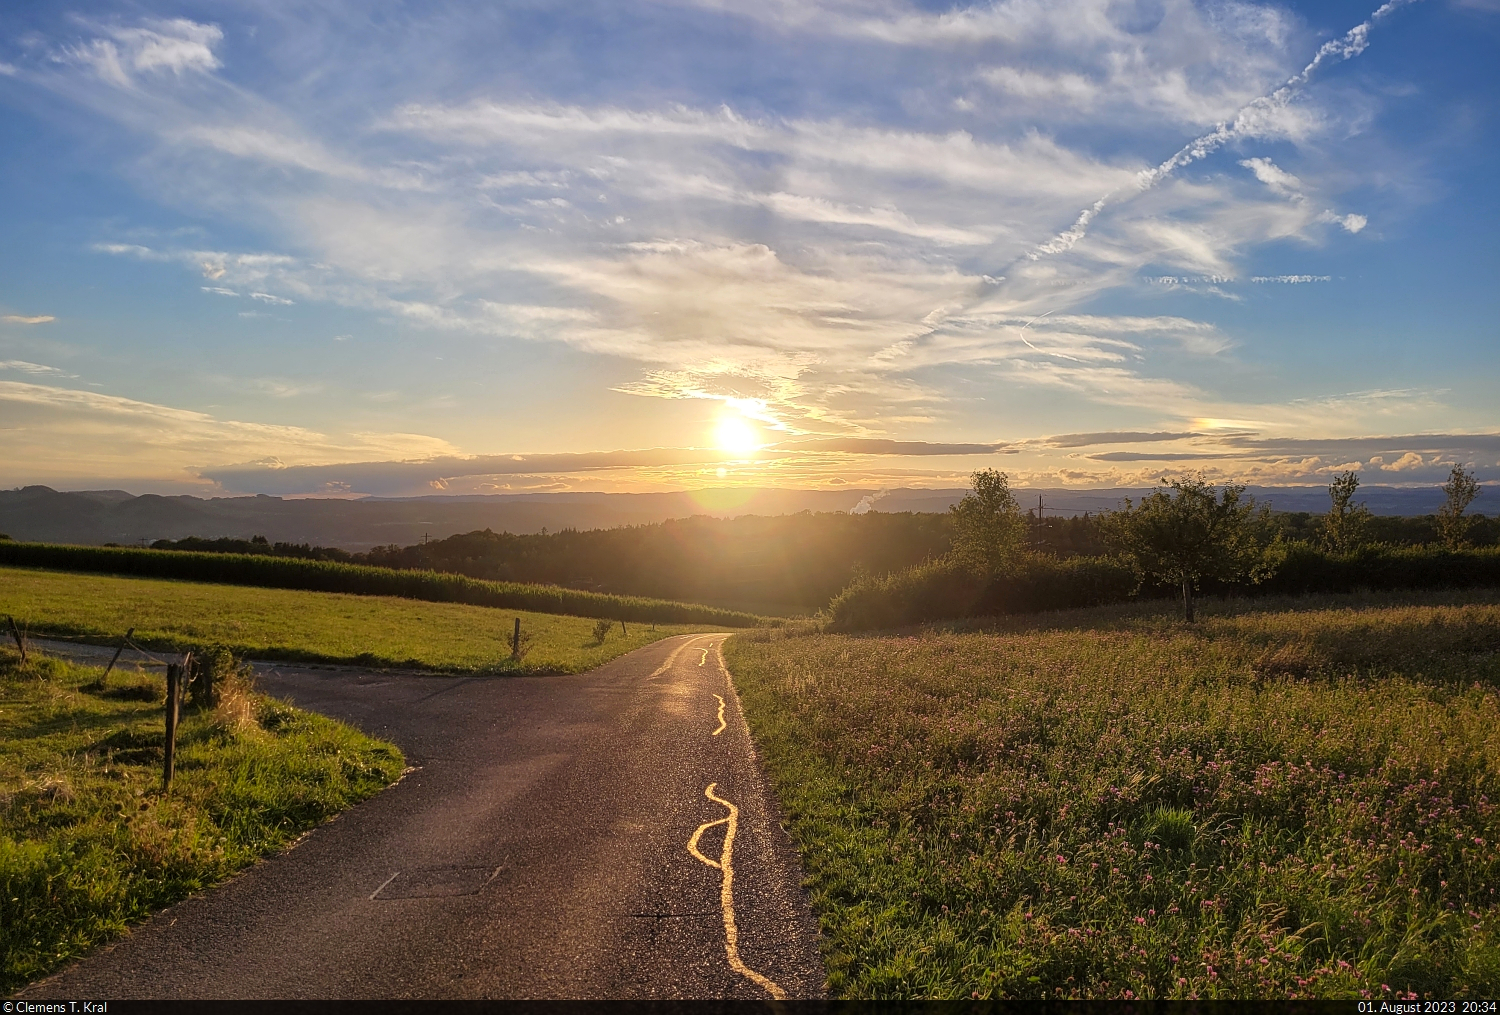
[950,469,1028,575]
[1322,470,1372,554]
[1103,475,1277,622]
[1437,465,1481,549]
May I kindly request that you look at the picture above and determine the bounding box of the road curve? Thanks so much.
[18,634,825,1000]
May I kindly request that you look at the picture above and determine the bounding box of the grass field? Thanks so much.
[726,589,1500,999]
[0,566,713,673]
[0,647,405,992]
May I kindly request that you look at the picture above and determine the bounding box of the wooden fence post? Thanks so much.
[620,619,628,637]
[512,617,521,659]
[103,626,135,685]
[163,664,180,792]
[6,615,26,664]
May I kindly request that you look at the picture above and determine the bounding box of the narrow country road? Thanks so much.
[18,634,826,1000]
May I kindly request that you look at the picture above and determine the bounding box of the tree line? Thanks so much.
[831,465,1492,629]
[139,469,1492,622]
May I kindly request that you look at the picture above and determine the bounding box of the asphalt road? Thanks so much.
[18,634,826,1000]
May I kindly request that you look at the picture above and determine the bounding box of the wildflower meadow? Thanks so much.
[726,591,1500,998]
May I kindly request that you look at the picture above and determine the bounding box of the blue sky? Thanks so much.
[0,0,1496,497]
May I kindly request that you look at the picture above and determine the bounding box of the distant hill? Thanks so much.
[0,483,1467,551]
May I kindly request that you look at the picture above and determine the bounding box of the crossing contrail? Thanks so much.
[1030,0,1423,260]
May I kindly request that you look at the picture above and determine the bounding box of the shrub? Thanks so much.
[827,553,1138,632]
[1261,543,1500,596]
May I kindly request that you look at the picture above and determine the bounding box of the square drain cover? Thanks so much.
[373,866,501,899]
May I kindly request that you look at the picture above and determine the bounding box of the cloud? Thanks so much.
[1088,451,1230,462]
[1240,157,1303,197]
[2,4,1443,491]
[2,315,55,325]
[179,428,1500,496]
[0,360,73,377]
[1047,431,1202,448]
[1028,0,1418,257]
[1380,451,1426,471]
[0,379,460,489]
[202,448,791,496]
[1252,275,1331,283]
[773,438,1013,456]
[61,18,223,88]
[1319,210,1368,233]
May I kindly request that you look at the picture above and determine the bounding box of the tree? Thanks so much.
[1102,475,1277,622]
[950,469,1028,575]
[1437,465,1481,550]
[1322,470,1372,554]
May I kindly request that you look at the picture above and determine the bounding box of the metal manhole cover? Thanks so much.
[372,866,502,899]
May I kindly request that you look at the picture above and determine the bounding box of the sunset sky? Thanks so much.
[1,0,1496,497]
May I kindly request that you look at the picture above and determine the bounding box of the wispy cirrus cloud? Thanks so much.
[0,0,1463,494]
[0,378,459,488]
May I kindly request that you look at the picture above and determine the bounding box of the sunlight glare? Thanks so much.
[714,417,761,457]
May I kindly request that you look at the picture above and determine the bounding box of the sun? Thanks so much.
[713,416,761,457]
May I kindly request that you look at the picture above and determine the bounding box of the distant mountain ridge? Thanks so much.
[0,483,1469,551]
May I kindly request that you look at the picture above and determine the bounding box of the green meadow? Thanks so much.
[0,648,405,992]
[726,589,1500,999]
[0,565,713,674]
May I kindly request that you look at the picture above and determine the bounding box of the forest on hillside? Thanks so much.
[139,489,1498,616]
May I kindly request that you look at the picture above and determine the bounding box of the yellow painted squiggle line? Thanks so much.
[698,648,709,666]
[649,634,711,679]
[712,694,727,736]
[687,783,787,1000]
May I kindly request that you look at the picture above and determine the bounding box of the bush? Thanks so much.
[0,541,762,627]
[827,553,1138,632]
[827,543,1500,632]
[1261,543,1500,596]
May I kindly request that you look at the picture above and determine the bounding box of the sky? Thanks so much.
[0,0,1497,498]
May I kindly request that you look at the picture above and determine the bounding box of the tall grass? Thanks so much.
[0,648,404,992]
[0,541,763,627]
[726,592,1500,999]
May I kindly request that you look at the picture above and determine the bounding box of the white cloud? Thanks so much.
[1319,210,1368,233]
[0,360,72,376]
[0,378,460,487]
[2,315,56,325]
[11,3,1434,478]
[61,18,223,88]
[1028,0,1417,257]
[1240,157,1303,198]
[1380,451,1426,471]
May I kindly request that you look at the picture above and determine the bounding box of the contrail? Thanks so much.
[1030,0,1422,260]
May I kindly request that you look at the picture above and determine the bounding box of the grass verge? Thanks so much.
[726,589,1500,999]
[1,647,405,993]
[0,565,712,673]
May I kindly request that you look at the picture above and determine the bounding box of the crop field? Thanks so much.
[0,566,713,673]
[726,589,1500,999]
[0,648,404,992]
